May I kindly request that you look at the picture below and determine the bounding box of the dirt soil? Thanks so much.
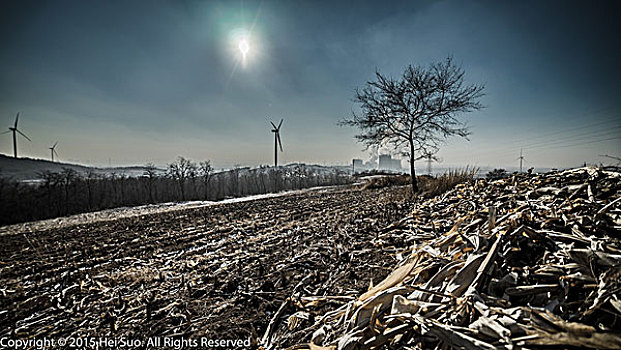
[0,185,414,348]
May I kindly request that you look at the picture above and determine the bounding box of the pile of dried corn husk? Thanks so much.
[266,167,621,349]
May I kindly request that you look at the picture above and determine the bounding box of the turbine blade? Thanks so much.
[16,129,31,141]
[277,133,283,152]
[0,130,10,135]
[14,112,19,128]
[270,121,277,129]
[53,141,58,148]
[278,119,283,129]
[54,149,59,157]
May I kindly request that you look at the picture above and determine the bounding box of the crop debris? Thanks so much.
[1,167,619,350]
[268,167,621,349]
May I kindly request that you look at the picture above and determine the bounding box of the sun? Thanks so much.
[238,38,250,56]
[227,28,258,79]
[238,38,250,60]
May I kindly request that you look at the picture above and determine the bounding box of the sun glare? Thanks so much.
[239,38,250,58]
[228,29,258,79]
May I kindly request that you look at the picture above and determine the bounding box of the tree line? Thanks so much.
[0,157,352,225]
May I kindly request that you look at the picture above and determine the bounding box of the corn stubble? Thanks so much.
[0,185,414,346]
[1,167,620,350]
[275,167,621,350]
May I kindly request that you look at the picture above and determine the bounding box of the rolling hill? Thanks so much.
[0,154,160,181]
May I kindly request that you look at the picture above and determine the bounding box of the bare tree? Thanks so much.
[198,160,213,200]
[85,170,98,209]
[341,57,484,192]
[143,163,158,203]
[0,170,6,203]
[60,168,79,214]
[168,156,197,201]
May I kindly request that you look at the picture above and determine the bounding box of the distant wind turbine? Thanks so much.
[49,141,59,162]
[517,148,525,172]
[270,119,283,167]
[1,113,31,158]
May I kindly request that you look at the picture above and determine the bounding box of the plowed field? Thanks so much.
[0,185,413,348]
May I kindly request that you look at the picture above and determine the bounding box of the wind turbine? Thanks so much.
[517,148,525,172]
[49,141,59,162]
[270,119,283,167]
[2,113,31,158]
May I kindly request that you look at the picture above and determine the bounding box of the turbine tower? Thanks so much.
[49,141,59,162]
[270,119,283,167]
[2,113,31,158]
[517,148,525,173]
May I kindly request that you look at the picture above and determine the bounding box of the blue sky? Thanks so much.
[0,0,619,170]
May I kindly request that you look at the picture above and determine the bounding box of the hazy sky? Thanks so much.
[0,0,619,170]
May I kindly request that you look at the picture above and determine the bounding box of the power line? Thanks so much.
[454,134,619,165]
[522,127,621,151]
[499,106,618,146]
[520,122,620,147]
[521,126,621,150]
[469,122,619,158]
[503,116,619,148]
[526,135,621,151]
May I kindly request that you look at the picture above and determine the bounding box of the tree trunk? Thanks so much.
[148,182,153,203]
[409,140,419,193]
[87,182,93,210]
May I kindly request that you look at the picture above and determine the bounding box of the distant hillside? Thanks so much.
[0,154,162,181]
[0,155,354,182]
